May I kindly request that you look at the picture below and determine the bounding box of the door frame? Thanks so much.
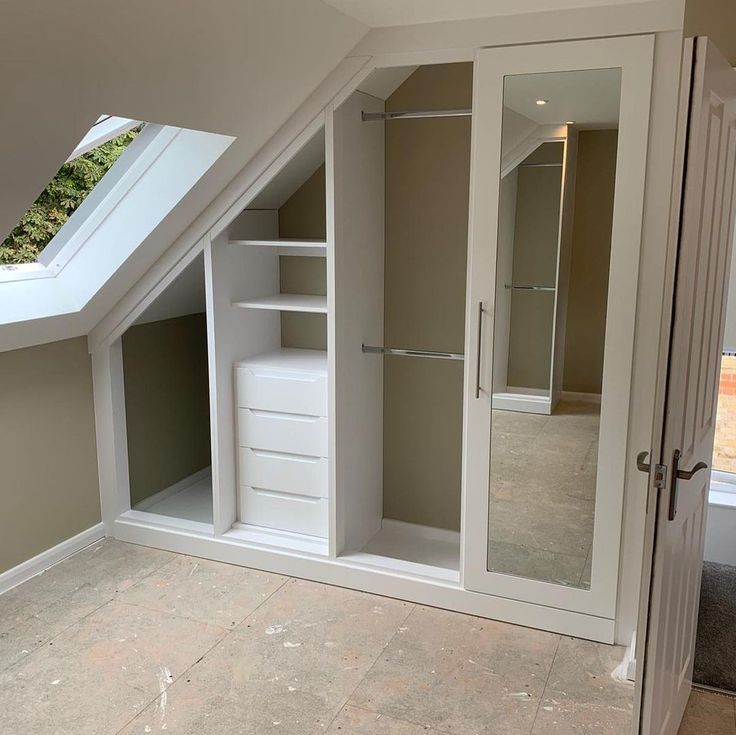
[461,34,655,620]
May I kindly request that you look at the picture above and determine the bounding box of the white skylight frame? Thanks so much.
[0,122,161,285]
[0,123,236,344]
[67,116,140,162]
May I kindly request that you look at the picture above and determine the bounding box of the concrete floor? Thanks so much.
[0,538,719,734]
[489,400,598,588]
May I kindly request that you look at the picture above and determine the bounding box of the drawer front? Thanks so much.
[238,408,328,457]
[239,485,328,538]
[236,367,327,417]
[239,447,328,498]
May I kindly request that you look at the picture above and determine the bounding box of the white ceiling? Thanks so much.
[504,68,622,128]
[323,0,645,27]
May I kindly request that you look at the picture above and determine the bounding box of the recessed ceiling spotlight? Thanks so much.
[535,99,548,106]
[566,120,575,125]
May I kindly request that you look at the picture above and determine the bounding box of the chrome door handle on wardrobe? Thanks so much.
[475,301,485,399]
[668,448,709,520]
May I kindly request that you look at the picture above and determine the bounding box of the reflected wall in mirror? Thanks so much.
[488,68,622,589]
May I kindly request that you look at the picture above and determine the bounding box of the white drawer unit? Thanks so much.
[238,408,328,457]
[239,485,329,538]
[235,363,327,417]
[238,447,328,498]
[235,349,329,537]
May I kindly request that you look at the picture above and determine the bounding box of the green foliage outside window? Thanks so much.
[0,128,141,265]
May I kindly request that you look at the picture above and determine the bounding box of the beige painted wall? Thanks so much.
[122,313,211,506]
[278,164,327,351]
[684,0,736,65]
[0,337,100,574]
[506,143,563,391]
[562,130,618,395]
[383,63,472,531]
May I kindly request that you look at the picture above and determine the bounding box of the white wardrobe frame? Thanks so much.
[88,34,659,646]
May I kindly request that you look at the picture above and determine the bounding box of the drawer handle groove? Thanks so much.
[250,449,321,463]
[248,371,321,383]
[251,487,322,503]
[246,408,320,422]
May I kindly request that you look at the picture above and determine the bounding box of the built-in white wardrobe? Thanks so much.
[100,34,655,644]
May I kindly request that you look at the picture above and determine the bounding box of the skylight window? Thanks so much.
[0,117,142,265]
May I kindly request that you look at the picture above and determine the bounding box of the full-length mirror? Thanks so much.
[488,68,622,588]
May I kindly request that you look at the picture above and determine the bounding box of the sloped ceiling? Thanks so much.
[0,0,367,244]
[323,0,649,26]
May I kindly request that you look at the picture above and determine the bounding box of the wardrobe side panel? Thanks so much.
[551,128,579,406]
[493,170,519,394]
[333,91,385,553]
[205,215,281,534]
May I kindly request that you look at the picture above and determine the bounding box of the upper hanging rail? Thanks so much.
[362,109,472,122]
[504,285,556,292]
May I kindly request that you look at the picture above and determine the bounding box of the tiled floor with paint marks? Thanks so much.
[0,538,720,733]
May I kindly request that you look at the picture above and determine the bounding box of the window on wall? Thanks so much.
[0,116,141,266]
[713,351,736,485]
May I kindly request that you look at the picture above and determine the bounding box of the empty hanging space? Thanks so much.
[333,63,472,580]
[122,253,213,527]
[208,125,330,546]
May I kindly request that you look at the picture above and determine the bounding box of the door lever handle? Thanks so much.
[676,461,708,480]
[669,449,709,520]
[636,451,650,473]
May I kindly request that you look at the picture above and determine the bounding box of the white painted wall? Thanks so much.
[705,497,736,565]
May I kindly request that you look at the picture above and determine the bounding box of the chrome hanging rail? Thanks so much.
[504,285,557,292]
[362,345,464,361]
[362,109,472,122]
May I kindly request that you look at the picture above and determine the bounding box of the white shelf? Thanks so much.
[234,347,327,373]
[232,294,327,313]
[341,519,461,583]
[230,239,327,257]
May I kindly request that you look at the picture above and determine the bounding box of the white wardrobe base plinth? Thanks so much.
[111,512,615,643]
[492,391,553,414]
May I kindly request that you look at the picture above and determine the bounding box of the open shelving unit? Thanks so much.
[232,293,327,313]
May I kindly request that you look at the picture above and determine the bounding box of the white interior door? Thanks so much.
[462,35,653,630]
[638,38,736,735]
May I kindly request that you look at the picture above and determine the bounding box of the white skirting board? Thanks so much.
[0,522,106,596]
[561,391,602,403]
[492,391,552,414]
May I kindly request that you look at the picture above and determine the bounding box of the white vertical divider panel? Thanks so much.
[492,169,518,395]
[550,126,578,407]
[332,91,386,555]
[325,107,338,557]
[204,216,281,535]
[92,338,132,530]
